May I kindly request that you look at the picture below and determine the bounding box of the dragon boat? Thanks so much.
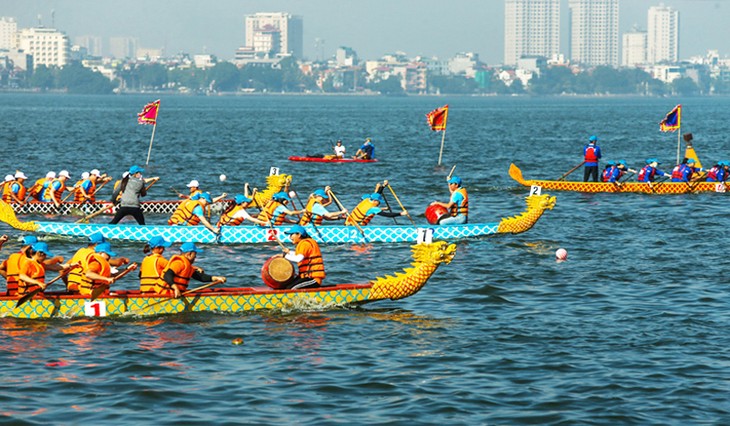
[0,193,556,244]
[509,163,726,194]
[8,173,293,216]
[0,241,456,319]
[288,156,378,163]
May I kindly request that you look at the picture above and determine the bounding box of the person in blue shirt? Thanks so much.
[583,135,602,182]
[670,158,702,182]
[638,159,670,184]
[354,138,375,160]
[706,161,729,183]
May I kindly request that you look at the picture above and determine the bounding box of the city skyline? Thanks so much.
[1,0,728,64]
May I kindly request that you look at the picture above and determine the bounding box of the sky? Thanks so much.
[2,0,729,64]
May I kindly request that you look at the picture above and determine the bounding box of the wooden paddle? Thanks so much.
[15,263,80,308]
[557,161,586,181]
[385,182,416,226]
[75,203,113,223]
[124,279,226,316]
[328,189,367,240]
[447,165,456,181]
[290,189,323,239]
[90,263,138,301]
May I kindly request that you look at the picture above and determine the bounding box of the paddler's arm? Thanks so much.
[212,193,228,203]
[19,273,47,290]
[0,234,7,249]
[191,269,226,284]
[197,214,220,234]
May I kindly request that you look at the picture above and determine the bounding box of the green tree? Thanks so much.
[28,65,56,90]
[369,75,403,95]
[428,75,477,94]
[57,62,114,94]
[168,67,206,92]
[672,77,699,96]
[138,63,168,90]
[528,67,575,95]
[208,62,240,92]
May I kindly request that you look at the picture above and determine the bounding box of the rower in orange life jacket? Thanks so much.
[282,225,325,289]
[0,235,37,296]
[168,192,220,234]
[27,171,55,201]
[43,170,71,207]
[217,194,269,227]
[430,176,468,225]
[17,242,55,296]
[257,192,302,226]
[1,171,28,205]
[299,187,347,226]
[139,236,172,293]
[74,169,107,203]
[79,242,137,297]
[346,185,408,226]
[583,135,602,182]
[154,242,226,297]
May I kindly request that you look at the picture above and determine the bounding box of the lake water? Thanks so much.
[2,93,730,424]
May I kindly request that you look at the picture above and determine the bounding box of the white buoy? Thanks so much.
[219,174,227,182]
[555,248,568,261]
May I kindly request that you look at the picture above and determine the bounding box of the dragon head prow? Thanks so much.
[411,241,457,266]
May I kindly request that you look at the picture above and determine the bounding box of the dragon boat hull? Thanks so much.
[509,163,726,194]
[288,156,378,163]
[0,194,557,244]
[10,200,233,216]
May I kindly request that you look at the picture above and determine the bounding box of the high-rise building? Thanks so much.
[109,37,138,59]
[622,30,647,67]
[0,16,18,49]
[568,0,619,67]
[75,35,103,57]
[504,0,560,67]
[17,27,69,69]
[244,12,303,58]
[647,5,679,64]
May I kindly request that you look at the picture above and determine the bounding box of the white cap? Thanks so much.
[186,179,200,188]
[90,169,101,176]
[4,174,14,182]
[14,171,27,179]
[46,171,56,179]
[58,170,70,178]
[122,171,129,178]
[81,171,90,179]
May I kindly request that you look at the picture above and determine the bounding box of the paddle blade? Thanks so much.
[15,287,43,308]
[90,284,109,301]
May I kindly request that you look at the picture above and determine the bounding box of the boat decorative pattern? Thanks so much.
[10,200,232,216]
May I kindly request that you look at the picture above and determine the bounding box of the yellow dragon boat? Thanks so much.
[0,241,456,319]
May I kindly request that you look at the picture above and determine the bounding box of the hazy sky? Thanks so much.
[2,0,729,64]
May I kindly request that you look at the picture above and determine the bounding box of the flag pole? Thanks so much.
[437,128,447,166]
[676,126,681,165]
[145,122,157,166]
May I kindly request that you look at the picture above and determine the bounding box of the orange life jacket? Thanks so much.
[168,199,203,226]
[43,179,66,203]
[346,199,378,226]
[66,246,94,292]
[258,200,286,225]
[140,253,169,293]
[28,178,48,200]
[74,179,97,203]
[154,254,194,295]
[217,205,245,227]
[450,187,468,217]
[299,198,324,225]
[79,253,111,296]
[17,258,45,296]
[3,251,28,296]
[296,238,325,283]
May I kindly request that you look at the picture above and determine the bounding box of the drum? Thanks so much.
[261,256,296,289]
[425,204,449,225]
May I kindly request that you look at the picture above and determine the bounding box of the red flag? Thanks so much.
[426,105,449,131]
[659,104,681,132]
[138,100,160,125]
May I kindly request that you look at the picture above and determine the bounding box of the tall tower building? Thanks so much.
[244,12,303,58]
[647,5,679,64]
[504,0,560,67]
[17,27,69,69]
[109,37,138,59]
[75,35,103,57]
[622,30,647,67]
[0,16,18,49]
[568,0,619,67]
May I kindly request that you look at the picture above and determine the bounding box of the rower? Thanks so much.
[154,242,226,297]
[638,159,670,183]
[282,225,325,289]
[66,233,130,293]
[354,138,375,160]
[1,171,28,205]
[299,187,347,226]
[168,192,220,234]
[430,176,468,225]
[346,189,408,226]
[140,236,172,293]
[79,242,137,297]
[217,194,269,227]
[27,171,55,202]
[17,242,56,296]
[334,140,346,158]
[257,192,302,226]
[0,236,67,296]
[43,170,71,207]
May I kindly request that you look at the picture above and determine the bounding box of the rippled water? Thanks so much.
[2,94,730,424]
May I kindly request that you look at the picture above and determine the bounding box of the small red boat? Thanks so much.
[288,156,377,163]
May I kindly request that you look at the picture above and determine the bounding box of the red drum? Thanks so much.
[261,256,296,289]
[425,204,449,225]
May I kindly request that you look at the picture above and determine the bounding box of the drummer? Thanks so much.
[282,224,325,289]
[154,242,226,297]
[430,176,468,225]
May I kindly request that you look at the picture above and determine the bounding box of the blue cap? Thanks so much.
[148,236,172,249]
[128,165,144,174]
[31,242,53,257]
[88,232,106,244]
[198,192,212,203]
[313,189,328,198]
[273,191,291,201]
[180,242,202,253]
[370,193,384,203]
[285,224,309,237]
[448,176,462,185]
[22,235,38,245]
[234,194,252,204]
[619,160,627,166]
[589,135,598,142]
[606,160,616,166]
[687,158,696,164]
[361,193,370,200]
[95,242,117,257]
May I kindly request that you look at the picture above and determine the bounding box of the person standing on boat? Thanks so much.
[154,242,226,297]
[299,187,347,226]
[110,165,158,225]
[140,236,172,293]
[354,138,375,160]
[583,135,602,182]
[431,176,468,225]
[217,194,269,227]
[334,140,346,158]
[638,159,670,183]
[168,192,220,234]
[282,225,325,289]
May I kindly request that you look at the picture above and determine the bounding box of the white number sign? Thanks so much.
[417,228,434,244]
[84,301,107,317]
[530,185,542,196]
[269,167,280,176]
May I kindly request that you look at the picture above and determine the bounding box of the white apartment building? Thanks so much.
[504,0,560,67]
[0,17,18,49]
[622,30,647,67]
[568,0,619,67]
[244,12,303,58]
[17,27,69,69]
[647,5,679,64]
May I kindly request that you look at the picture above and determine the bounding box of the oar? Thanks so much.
[290,190,323,239]
[377,183,398,225]
[557,161,586,181]
[88,179,111,200]
[90,263,138,300]
[15,264,80,308]
[328,189,367,240]
[124,279,225,316]
[61,185,79,203]
[171,186,184,198]
[447,164,456,180]
[75,203,113,223]
[385,183,416,226]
